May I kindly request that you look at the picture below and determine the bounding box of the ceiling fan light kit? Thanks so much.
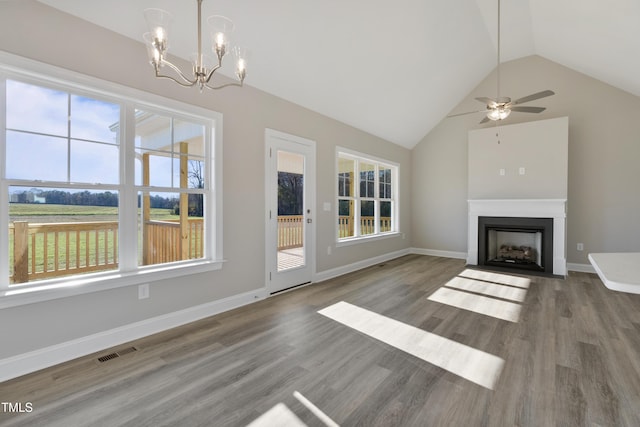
[448,0,554,124]
[143,0,248,92]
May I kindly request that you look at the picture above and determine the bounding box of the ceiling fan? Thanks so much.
[449,0,554,124]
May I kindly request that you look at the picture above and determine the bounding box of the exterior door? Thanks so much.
[265,129,315,293]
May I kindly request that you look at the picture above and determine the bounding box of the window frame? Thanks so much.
[0,52,223,309]
[336,147,399,246]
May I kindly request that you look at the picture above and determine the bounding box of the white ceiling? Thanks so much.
[38,0,640,149]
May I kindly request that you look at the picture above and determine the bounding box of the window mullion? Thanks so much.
[0,77,8,290]
[374,163,380,235]
[67,93,71,183]
[119,102,138,272]
[353,159,360,238]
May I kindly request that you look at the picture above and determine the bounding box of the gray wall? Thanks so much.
[468,117,568,199]
[412,55,640,264]
[0,1,411,359]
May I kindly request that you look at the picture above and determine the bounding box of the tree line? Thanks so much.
[11,189,178,210]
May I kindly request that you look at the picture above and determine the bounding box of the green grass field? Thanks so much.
[9,203,178,221]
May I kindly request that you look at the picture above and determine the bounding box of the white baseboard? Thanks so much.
[314,248,411,283]
[0,288,268,383]
[410,248,468,260]
[566,263,596,273]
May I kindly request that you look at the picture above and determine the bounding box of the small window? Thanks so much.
[337,149,398,241]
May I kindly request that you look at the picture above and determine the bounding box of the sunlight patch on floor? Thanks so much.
[293,391,339,427]
[246,403,307,427]
[444,276,528,302]
[318,301,504,390]
[428,287,522,322]
[458,268,531,289]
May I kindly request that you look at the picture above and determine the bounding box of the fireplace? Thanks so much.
[478,216,553,274]
[467,199,567,277]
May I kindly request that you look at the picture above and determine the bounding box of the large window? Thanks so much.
[1,58,221,299]
[337,149,398,241]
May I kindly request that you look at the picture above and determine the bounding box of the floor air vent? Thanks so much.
[97,346,138,363]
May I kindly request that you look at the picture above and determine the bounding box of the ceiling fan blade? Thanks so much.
[475,97,497,107]
[479,116,490,124]
[512,90,555,105]
[511,106,546,113]
[447,110,485,118]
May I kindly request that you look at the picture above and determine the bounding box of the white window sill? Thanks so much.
[0,260,224,309]
[336,231,400,248]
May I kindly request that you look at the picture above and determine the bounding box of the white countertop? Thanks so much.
[588,253,640,294]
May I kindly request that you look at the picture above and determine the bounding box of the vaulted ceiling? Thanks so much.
[38,0,640,149]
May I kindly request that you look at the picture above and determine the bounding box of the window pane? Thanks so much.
[174,119,206,189]
[186,158,206,189]
[135,113,206,188]
[8,186,119,284]
[379,167,392,199]
[338,157,354,197]
[360,162,375,198]
[360,200,375,236]
[70,140,119,184]
[6,131,67,181]
[338,199,354,238]
[380,201,392,232]
[135,111,172,186]
[6,80,68,137]
[138,191,205,266]
[70,95,120,143]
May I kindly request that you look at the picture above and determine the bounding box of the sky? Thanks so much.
[6,79,120,185]
[5,79,205,193]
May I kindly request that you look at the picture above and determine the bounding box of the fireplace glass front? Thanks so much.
[478,216,553,274]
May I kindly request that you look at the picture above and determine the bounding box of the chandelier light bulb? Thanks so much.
[143,1,246,91]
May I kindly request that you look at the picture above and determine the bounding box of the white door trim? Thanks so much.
[265,128,316,293]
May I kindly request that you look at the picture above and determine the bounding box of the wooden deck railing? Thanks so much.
[145,219,204,265]
[278,215,304,250]
[9,219,204,284]
[8,216,390,283]
[339,216,392,238]
[9,221,118,284]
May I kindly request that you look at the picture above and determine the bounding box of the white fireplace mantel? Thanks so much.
[467,199,567,276]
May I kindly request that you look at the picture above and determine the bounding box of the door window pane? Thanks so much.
[277,151,305,271]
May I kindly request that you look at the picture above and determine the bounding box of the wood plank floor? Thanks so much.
[2,254,640,426]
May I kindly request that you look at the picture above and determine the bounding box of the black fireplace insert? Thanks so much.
[478,216,553,274]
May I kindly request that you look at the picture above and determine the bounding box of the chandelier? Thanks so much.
[143,0,247,91]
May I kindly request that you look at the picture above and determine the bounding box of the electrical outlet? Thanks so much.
[577,243,584,251]
[499,168,506,176]
[138,283,149,299]
[519,167,526,175]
